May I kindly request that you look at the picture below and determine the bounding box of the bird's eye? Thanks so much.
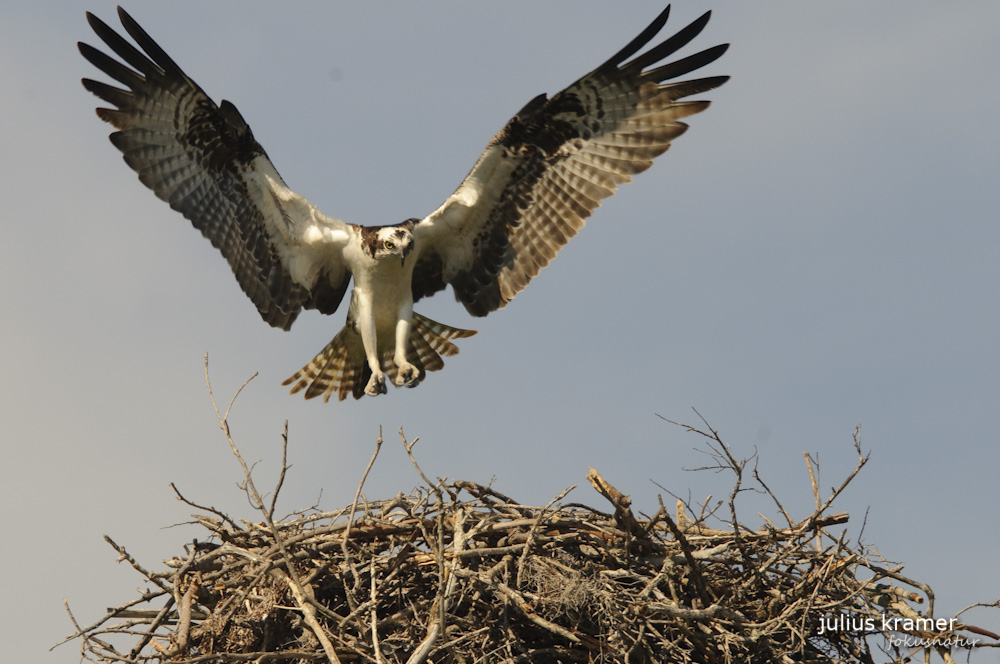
[385,241,395,250]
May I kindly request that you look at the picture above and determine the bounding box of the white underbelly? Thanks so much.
[351,263,415,353]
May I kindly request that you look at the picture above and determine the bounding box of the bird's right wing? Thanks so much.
[79,7,353,330]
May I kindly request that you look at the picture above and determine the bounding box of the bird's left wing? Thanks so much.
[411,6,728,316]
[79,8,353,331]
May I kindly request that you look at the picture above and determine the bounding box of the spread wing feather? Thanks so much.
[412,7,728,316]
[79,8,351,330]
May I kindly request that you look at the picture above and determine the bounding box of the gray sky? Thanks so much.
[2,1,998,660]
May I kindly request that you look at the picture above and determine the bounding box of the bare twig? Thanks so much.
[171,482,240,531]
[62,406,995,664]
[401,427,435,489]
[340,428,383,595]
[369,555,385,664]
[203,357,343,664]
[268,421,291,520]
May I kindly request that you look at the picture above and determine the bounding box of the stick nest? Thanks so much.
[62,397,998,663]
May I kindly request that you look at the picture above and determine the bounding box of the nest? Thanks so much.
[61,377,998,663]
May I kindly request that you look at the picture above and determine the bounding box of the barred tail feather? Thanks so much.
[389,313,477,383]
[413,312,477,361]
[282,326,370,402]
[283,312,476,401]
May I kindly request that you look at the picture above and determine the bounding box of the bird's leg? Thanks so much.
[393,304,418,387]
[355,297,386,396]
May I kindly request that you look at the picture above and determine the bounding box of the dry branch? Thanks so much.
[58,372,998,663]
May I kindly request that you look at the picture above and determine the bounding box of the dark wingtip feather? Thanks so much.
[645,43,730,83]
[115,5,184,76]
[626,10,714,74]
[84,7,165,79]
[85,9,109,35]
[79,40,146,89]
[597,4,671,72]
[667,74,730,98]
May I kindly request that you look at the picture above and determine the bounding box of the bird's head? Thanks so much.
[373,226,415,267]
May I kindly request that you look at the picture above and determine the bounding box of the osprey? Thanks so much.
[80,6,728,400]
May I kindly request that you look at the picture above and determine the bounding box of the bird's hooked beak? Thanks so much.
[400,241,414,267]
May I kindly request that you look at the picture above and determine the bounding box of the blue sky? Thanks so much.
[2,2,998,661]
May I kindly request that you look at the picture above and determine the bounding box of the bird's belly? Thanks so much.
[355,285,413,350]
[372,301,403,336]
[350,259,415,351]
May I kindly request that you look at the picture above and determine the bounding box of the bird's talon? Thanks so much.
[395,362,418,387]
[365,372,386,396]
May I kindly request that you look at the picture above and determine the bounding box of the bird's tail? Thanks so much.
[282,313,476,401]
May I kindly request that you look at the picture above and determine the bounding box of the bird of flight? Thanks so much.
[80,6,728,401]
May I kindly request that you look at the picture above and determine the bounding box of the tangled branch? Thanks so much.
[57,367,998,663]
